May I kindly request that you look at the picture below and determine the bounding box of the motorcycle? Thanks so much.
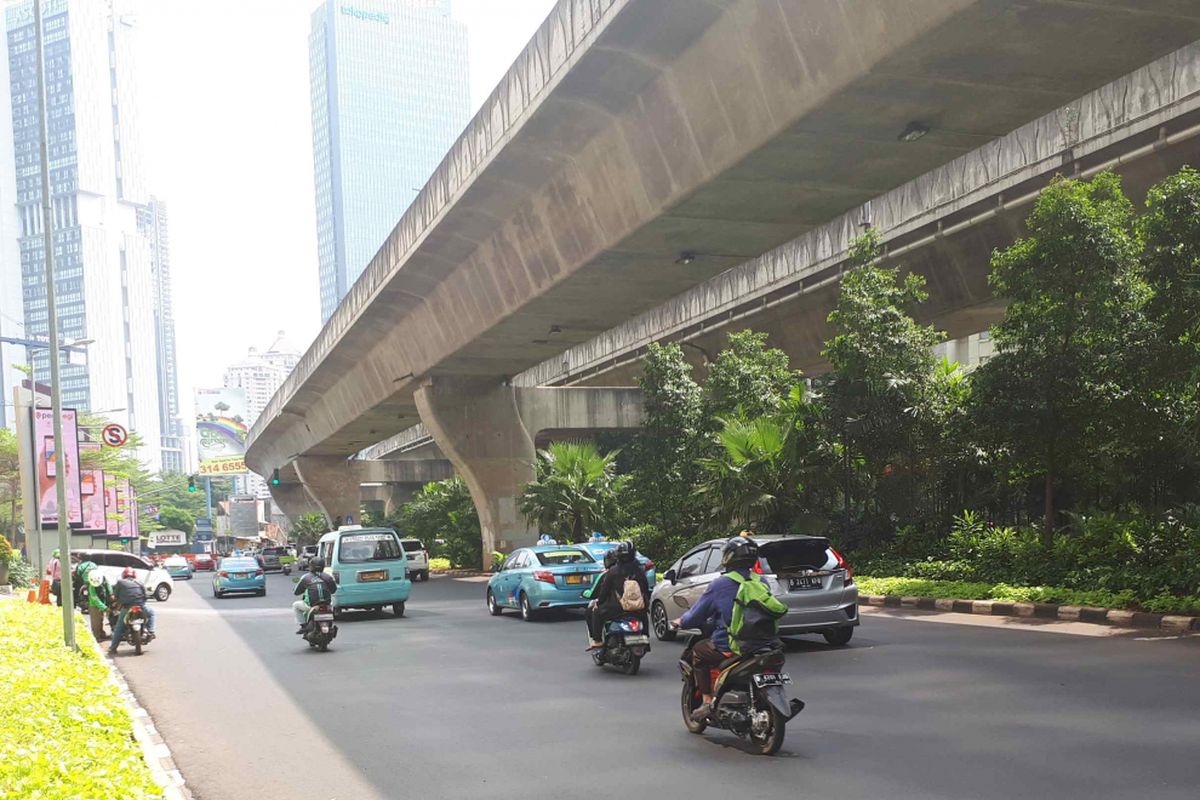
[677,632,804,755]
[118,605,153,656]
[591,613,651,675]
[302,603,338,651]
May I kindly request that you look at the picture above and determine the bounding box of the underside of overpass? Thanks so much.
[247,0,1200,559]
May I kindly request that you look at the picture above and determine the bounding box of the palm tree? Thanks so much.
[519,442,628,542]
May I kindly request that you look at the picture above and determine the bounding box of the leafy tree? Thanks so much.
[697,386,831,532]
[156,505,194,536]
[519,442,628,543]
[627,343,706,542]
[291,512,330,547]
[400,477,481,568]
[702,330,801,421]
[0,429,20,546]
[970,172,1147,542]
[820,229,942,538]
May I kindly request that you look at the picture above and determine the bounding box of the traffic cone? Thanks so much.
[37,576,50,604]
[26,578,36,603]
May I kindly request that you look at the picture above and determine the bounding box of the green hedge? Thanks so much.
[0,603,164,799]
[856,576,1200,615]
[428,557,451,571]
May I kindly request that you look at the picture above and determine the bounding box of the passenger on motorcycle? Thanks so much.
[293,557,338,634]
[110,566,156,654]
[673,534,758,722]
[585,541,649,649]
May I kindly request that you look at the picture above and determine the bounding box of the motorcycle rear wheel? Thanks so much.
[749,707,785,756]
[131,628,142,656]
[620,654,641,676]
[680,680,707,734]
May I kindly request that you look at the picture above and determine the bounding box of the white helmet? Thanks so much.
[88,571,104,588]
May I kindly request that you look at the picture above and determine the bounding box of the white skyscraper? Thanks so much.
[223,332,301,497]
[3,0,163,470]
[0,13,21,430]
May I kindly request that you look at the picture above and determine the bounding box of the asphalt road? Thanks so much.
[112,572,1200,800]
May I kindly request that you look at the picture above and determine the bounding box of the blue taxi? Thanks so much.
[212,557,265,598]
[486,544,602,621]
[580,541,657,591]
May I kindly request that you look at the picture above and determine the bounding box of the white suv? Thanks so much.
[399,538,430,581]
[73,549,175,602]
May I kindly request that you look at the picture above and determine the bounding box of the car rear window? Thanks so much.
[338,532,403,563]
[262,547,287,556]
[400,540,423,552]
[535,549,594,566]
[221,559,259,570]
[758,538,833,574]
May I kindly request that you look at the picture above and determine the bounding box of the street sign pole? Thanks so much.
[33,0,75,650]
[205,476,213,544]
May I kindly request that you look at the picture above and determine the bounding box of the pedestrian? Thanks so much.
[46,549,62,607]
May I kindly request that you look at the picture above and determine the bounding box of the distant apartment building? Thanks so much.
[223,332,301,497]
[0,13,21,430]
[137,197,184,473]
[3,0,165,470]
[309,0,470,322]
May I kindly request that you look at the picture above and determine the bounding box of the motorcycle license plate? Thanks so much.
[314,613,335,622]
[752,672,791,688]
[624,635,650,644]
[789,575,822,591]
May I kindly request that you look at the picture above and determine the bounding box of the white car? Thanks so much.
[72,549,175,602]
[399,538,430,581]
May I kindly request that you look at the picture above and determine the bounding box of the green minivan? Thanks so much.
[316,526,413,617]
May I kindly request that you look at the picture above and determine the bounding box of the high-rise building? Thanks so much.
[223,333,301,497]
[0,17,22,430]
[137,197,184,473]
[4,0,163,471]
[309,0,470,322]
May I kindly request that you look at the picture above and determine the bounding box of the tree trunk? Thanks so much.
[1042,471,1055,548]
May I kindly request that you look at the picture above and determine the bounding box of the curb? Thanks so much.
[87,634,193,800]
[862,594,1200,633]
[430,569,489,577]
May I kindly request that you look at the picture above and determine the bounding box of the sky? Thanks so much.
[132,0,558,406]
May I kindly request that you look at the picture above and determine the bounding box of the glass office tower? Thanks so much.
[310,0,470,322]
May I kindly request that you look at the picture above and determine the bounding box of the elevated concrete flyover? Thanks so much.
[249,0,1200,552]
[269,457,455,526]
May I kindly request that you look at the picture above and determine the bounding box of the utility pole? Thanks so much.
[205,476,213,545]
[33,0,75,649]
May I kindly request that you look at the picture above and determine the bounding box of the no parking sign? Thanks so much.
[101,423,128,448]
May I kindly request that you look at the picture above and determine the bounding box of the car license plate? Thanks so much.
[314,613,335,622]
[624,635,650,644]
[234,572,248,579]
[359,570,388,582]
[752,672,791,687]
[565,574,585,584]
[788,575,822,591]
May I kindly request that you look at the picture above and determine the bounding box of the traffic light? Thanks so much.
[187,475,196,493]
[271,468,280,486]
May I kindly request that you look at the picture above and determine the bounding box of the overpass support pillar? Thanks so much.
[269,482,323,523]
[294,456,361,527]
[415,377,537,564]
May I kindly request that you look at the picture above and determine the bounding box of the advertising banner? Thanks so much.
[195,388,249,475]
[117,480,135,540]
[35,407,83,527]
[149,530,186,548]
[80,469,107,532]
[105,478,120,537]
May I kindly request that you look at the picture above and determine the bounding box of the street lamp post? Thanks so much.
[32,0,75,649]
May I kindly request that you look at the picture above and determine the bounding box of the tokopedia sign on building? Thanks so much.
[341,5,389,23]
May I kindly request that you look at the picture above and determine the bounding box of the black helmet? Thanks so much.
[309,557,325,572]
[603,549,619,569]
[721,534,758,571]
[616,541,636,563]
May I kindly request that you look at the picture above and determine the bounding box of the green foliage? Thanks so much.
[6,555,35,588]
[0,428,22,543]
[703,330,800,420]
[156,505,194,536]
[291,513,330,547]
[0,603,164,798]
[623,523,694,567]
[400,477,481,569]
[428,557,451,571]
[0,532,12,564]
[519,442,628,543]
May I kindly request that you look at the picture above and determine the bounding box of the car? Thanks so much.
[297,545,319,570]
[260,546,288,573]
[315,526,412,617]
[399,538,430,581]
[212,557,266,598]
[192,553,216,571]
[486,545,604,621]
[649,534,859,646]
[163,555,193,580]
[72,549,175,602]
[580,541,657,590]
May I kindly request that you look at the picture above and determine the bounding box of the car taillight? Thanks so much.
[219,571,229,578]
[752,559,764,575]
[255,570,264,577]
[422,550,429,561]
[644,561,655,573]
[532,570,556,584]
[831,548,854,584]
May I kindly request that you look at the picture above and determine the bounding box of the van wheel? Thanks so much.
[420,570,429,582]
[823,626,854,646]
[520,593,536,621]
[392,602,405,617]
[487,589,503,616]
[154,584,172,602]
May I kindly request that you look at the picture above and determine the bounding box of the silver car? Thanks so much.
[649,534,859,646]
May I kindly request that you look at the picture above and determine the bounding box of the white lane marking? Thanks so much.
[860,606,1196,639]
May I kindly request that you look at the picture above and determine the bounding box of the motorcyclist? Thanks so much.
[110,566,156,654]
[673,534,759,722]
[73,558,98,611]
[85,570,113,642]
[293,557,338,634]
[585,541,649,650]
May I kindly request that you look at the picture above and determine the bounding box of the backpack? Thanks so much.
[727,571,787,654]
[305,575,332,606]
[618,576,645,612]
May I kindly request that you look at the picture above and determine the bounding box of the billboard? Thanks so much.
[80,469,107,532]
[105,478,120,537]
[149,530,186,548]
[35,407,83,527]
[195,387,249,475]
